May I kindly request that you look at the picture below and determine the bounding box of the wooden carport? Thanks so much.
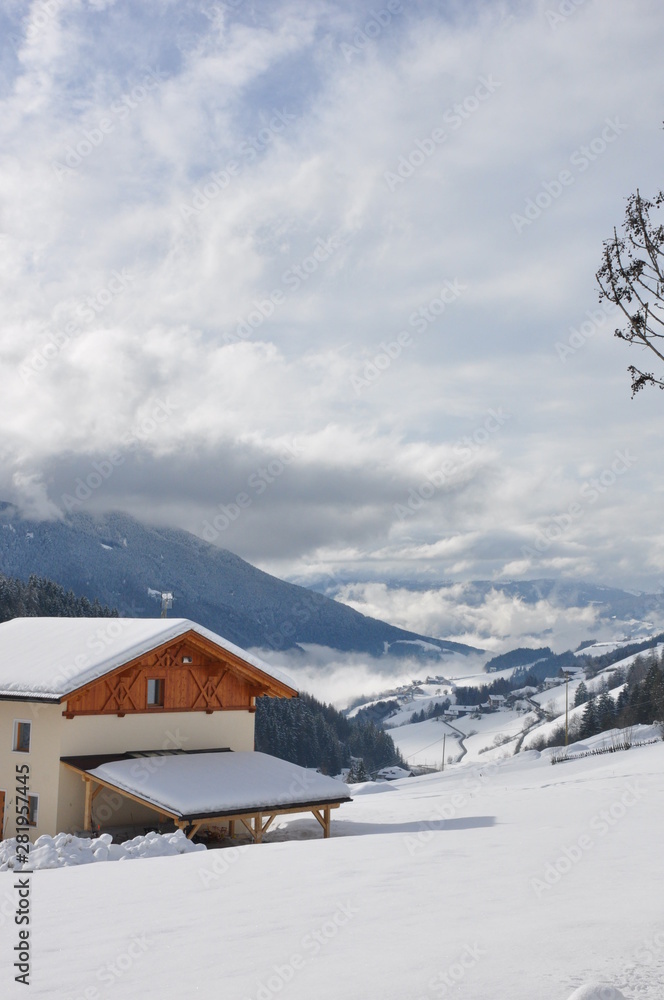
[61,750,351,843]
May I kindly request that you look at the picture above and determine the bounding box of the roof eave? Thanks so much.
[0,691,61,703]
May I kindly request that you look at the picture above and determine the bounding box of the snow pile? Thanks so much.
[0,829,206,871]
[567,985,626,999]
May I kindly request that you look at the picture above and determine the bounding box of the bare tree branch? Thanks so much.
[596,189,664,394]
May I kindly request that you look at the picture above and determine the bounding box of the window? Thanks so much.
[147,678,165,707]
[27,795,38,827]
[13,721,31,753]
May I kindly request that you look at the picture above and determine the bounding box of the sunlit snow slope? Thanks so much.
[0,740,662,999]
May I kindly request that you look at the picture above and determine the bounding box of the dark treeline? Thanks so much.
[409,699,451,723]
[0,573,117,621]
[255,692,405,776]
[453,676,513,706]
[485,646,552,671]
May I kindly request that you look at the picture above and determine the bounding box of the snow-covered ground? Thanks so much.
[2,738,661,999]
[390,708,542,768]
[450,708,539,762]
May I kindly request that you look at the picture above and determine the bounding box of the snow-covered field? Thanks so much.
[386,718,463,767]
[390,708,541,767]
[1,739,662,999]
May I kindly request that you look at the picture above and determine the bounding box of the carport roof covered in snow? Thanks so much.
[61,750,352,842]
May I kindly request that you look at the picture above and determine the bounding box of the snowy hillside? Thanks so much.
[1,740,661,999]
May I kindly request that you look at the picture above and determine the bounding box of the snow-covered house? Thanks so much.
[0,617,350,842]
[487,694,506,709]
[445,705,476,718]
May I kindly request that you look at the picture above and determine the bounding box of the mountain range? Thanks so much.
[0,503,478,659]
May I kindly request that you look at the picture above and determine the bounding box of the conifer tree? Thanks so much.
[580,695,598,740]
[574,681,588,707]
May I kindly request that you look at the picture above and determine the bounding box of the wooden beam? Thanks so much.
[184,802,342,842]
[261,814,276,837]
[186,820,204,840]
[62,761,180,822]
[83,778,94,831]
[239,817,255,840]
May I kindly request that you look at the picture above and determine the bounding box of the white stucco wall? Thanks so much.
[0,701,63,840]
[0,702,255,838]
[56,709,255,832]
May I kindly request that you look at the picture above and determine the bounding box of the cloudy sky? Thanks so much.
[3,0,664,618]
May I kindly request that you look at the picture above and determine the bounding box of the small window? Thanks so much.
[27,794,38,827]
[147,679,165,707]
[13,721,31,753]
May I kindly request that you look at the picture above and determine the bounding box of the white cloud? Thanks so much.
[1,0,664,597]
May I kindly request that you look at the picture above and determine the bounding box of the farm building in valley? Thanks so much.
[0,617,350,842]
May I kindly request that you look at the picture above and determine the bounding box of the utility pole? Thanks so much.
[441,732,446,772]
[564,672,570,747]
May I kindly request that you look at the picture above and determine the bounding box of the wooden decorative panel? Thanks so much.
[61,632,285,718]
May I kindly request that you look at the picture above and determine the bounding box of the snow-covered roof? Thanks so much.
[82,751,350,819]
[0,617,296,700]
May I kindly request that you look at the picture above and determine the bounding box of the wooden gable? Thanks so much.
[62,630,296,718]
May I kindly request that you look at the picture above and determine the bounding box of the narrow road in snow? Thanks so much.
[443,719,468,763]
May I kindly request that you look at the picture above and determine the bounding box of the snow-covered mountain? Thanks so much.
[0,504,478,659]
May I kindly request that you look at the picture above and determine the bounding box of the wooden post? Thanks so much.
[83,778,93,832]
[254,813,263,844]
[228,820,236,839]
[323,804,331,839]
